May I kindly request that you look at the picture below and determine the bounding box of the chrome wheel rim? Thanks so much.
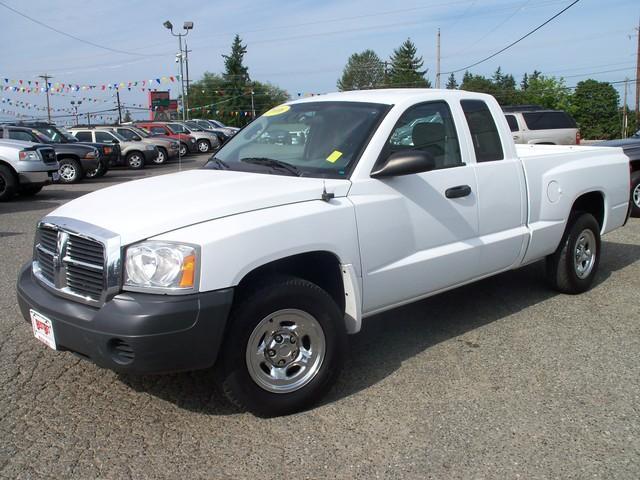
[246,309,326,394]
[129,155,142,168]
[59,164,76,181]
[633,183,640,208]
[574,229,596,279]
[198,141,209,152]
[179,145,187,156]
[154,150,165,164]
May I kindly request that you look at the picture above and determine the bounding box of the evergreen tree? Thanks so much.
[223,34,249,83]
[386,39,431,88]
[520,73,529,91]
[221,35,250,126]
[337,50,385,91]
[445,73,458,89]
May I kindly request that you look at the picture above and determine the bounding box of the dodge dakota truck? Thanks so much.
[16,89,631,416]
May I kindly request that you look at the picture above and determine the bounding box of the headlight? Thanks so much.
[189,138,196,143]
[145,144,155,151]
[84,150,98,159]
[18,150,40,161]
[124,241,198,293]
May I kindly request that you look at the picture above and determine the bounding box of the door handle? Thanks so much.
[445,185,472,199]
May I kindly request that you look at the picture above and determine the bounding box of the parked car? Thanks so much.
[0,139,58,201]
[135,122,197,156]
[184,120,232,145]
[112,125,180,164]
[1,125,102,184]
[595,130,640,216]
[202,118,240,136]
[69,127,158,169]
[9,122,119,180]
[16,89,631,416]
[166,122,220,154]
[503,106,580,145]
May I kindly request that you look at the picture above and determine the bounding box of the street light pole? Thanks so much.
[163,20,193,122]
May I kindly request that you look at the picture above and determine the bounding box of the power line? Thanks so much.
[0,1,164,57]
[443,0,581,75]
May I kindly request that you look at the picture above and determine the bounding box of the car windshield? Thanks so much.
[204,101,389,179]
[58,127,78,142]
[168,123,190,134]
[37,126,66,143]
[185,122,203,131]
[104,129,127,141]
[130,127,150,138]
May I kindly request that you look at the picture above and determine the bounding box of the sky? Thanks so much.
[0,0,638,123]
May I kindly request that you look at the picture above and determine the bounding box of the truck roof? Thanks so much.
[0,138,39,148]
[289,88,493,106]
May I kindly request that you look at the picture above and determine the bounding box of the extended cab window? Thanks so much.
[461,100,504,162]
[384,101,462,170]
[505,114,519,132]
[74,131,92,142]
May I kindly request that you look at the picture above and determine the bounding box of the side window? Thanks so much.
[8,130,36,142]
[95,131,115,143]
[522,111,577,130]
[74,131,92,142]
[150,127,165,134]
[505,114,519,132]
[384,101,462,170]
[461,100,504,162]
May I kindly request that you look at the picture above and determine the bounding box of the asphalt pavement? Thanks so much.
[1,155,639,479]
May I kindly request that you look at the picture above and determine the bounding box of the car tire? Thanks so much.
[546,212,601,294]
[0,165,17,202]
[154,148,167,165]
[630,171,640,217]
[197,139,211,153]
[58,158,84,184]
[126,152,145,169]
[179,143,188,157]
[221,275,347,417]
[85,160,107,179]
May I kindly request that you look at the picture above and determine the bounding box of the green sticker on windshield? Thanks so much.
[326,150,343,163]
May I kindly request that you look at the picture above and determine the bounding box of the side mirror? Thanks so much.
[370,150,436,178]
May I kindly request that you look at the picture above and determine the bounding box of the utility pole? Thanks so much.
[435,28,441,89]
[38,73,53,123]
[116,90,122,124]
[622,78,629,138]
[184,42,192,120]
[86,112,91,127]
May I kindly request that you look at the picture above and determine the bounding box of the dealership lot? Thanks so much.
[1,156,639,478]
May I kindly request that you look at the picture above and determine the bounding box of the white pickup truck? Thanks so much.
[17,89,631,416]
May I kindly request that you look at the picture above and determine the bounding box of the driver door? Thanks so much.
[351,101,480,315]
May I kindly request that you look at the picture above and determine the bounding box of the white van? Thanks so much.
[504,107,580,145]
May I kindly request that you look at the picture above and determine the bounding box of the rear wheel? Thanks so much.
[546,212,601,294]
[58,158,83,184]
[630,171,640,217]
[221,275,347,417]
[0,165,17,201]
[197,139,211,153]
[126,152,145,169]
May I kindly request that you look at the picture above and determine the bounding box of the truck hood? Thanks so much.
[47,169,352,245]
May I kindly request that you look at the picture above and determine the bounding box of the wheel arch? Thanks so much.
[569,190,605,231]
[234,250,362,334]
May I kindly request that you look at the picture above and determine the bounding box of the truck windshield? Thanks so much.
[204,101,389,179]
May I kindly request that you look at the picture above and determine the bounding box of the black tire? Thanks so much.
[630,171,640,217]
[179,143,188,157]
[58,158,84,184]
[197,139,211,154]
[153,147,167,165]
[546,212,601,294]
[19,185,43,196]
[0,164,17,202]
[221,275,347,417]
[126,152,145,169]
[85,160,107,179]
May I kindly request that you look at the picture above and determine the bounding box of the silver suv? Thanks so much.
[69,127,159,169]
[113,125,180,164]
[167,122,220,154]
[503,107,580,145]
[0,139,58,201]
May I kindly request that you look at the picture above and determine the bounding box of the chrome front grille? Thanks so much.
[34,225,107,304]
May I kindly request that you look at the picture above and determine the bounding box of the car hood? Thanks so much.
[47,169,352,245]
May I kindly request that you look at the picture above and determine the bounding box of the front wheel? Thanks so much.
[197,139,210,153]
[126,152,145,169]
[179,143,188,157]
[221,276,347,417]
[630,171,640,217]
[85,160,107,179]
[546,212,601,294]
[58,158,83,184]
[0,165,17,201]
[153,148,167,165]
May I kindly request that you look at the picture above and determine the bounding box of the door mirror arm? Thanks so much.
[370,150,436,178]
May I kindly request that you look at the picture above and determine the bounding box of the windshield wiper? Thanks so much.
[209,157,230,170]
[240,157,301,176]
